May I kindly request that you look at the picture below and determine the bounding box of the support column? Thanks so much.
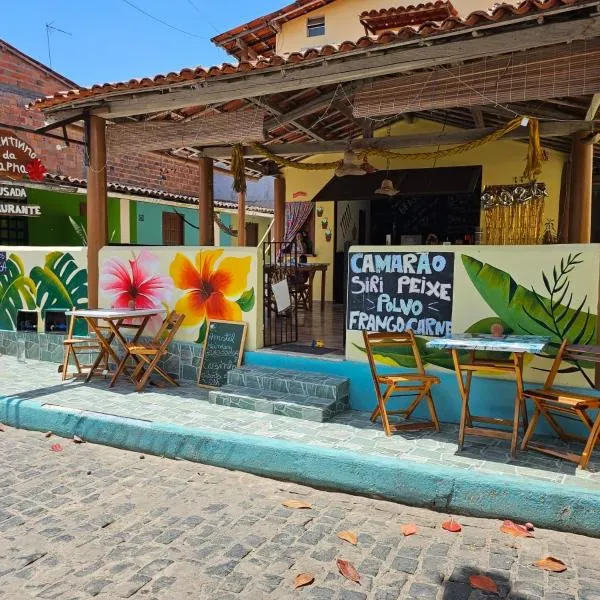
[199,157,214,246]
[569,132,593,243]
[237,191,246,246]
[273,176,285,243]
[87,115,108,309]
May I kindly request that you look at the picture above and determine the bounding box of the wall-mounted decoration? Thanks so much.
[321,217,328,229]
[293,191,307,199]
[481,182,546,245]
[325,229,332,242]
[316,207,324,217]
[0,130,46,181]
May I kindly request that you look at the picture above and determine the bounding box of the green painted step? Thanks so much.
[208,384,349,422]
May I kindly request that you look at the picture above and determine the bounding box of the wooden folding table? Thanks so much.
[426,334,550,457]
[66,308,166,386]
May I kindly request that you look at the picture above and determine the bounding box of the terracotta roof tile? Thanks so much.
[32,0,591,111]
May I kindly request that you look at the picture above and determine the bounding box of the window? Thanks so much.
[307,16,325,37]
[0,217,28,245]
[162,212,184,245]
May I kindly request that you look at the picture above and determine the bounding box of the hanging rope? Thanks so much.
[214,212,238,237]
[243,116,546,181]
[231,143,247,194]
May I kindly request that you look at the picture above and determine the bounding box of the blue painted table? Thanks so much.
[426,334,550,457]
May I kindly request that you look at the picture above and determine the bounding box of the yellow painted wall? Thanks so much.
[277,0,499,54]
[228,213,273,247]
[283,118,567,302]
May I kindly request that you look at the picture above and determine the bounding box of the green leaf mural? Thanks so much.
[30,252,88,313]
[0,254,37,330]
[461,254,596,345]
[236,288,255,312]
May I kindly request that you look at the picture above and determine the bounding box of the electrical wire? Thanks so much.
[186,0,220,34]
[120,0,208,39]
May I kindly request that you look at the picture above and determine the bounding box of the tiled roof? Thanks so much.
[360,2,458,33]
[32,0,592,112]
[44,173,274,214]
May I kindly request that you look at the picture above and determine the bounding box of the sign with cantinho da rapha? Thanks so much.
[346,251,455,337]
[0,129,46,217]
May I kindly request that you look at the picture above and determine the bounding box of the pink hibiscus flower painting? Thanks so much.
[100,250,174,332]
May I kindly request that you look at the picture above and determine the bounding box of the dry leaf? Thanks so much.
[73,435,84,444]
[525,522,535,531]
[337,559,360,584]
[469,575,498,594]
[44,431,53,438]
[500,520,534,538]
[294,573,314,589]
[401,523,418,537]
[441,518,462,532]
[534,557,567,573]
[50,443,63,452]
[337,531,358,545]
[282,499,312,509]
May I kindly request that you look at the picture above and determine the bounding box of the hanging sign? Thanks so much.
[0,130,47,181]
[346,251,455,337]
[0,202,41,217]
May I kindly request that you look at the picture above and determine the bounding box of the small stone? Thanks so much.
[391,556,419,574]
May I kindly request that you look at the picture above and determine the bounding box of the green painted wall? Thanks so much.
[27,188,81,245]
[107,198,121,243]
[135,201,200,246]
[130,201,137,244]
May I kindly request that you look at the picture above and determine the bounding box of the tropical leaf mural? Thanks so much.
[0,253,36,330]
[30,251,88,313]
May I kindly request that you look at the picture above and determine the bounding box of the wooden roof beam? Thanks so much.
[237,38,259,61]
[586,93,600,120]
[470,109,485,128]
[198,119,593,158]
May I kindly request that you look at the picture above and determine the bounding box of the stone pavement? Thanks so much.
[1,358,598,491]
[1,426,598,600]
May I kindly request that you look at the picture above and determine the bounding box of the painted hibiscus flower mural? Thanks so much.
[100,250,174,332]
[169,249,254,341]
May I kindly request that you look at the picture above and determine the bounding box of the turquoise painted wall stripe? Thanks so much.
[135,202,199,245]
[1,395,599,537]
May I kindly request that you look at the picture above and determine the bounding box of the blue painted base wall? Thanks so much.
[245,351,590,437]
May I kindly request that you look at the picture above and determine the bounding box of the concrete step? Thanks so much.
[208,384,349,422]
[226,366,349,401]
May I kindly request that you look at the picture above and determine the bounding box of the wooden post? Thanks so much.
[273,176,285,243]
[87,115,108,309]
[199,157,214,246]
[237,191,246,246]
[569,132,593,243]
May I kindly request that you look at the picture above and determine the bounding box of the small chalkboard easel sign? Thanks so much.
[197,319,248,388]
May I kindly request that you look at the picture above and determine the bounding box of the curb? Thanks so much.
[2,396,599,537]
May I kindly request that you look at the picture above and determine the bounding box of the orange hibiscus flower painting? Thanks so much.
[169,250,254,332]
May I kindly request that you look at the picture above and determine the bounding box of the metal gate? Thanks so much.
[262,241,299,347]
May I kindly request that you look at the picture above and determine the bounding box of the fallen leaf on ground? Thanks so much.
[442,519,462,532]
[337,559,360,584]
[401,523,418,536]
[525,522,535,531]
[534,557,567,572]
[294,573,314,589]
[500,520,534,538]
[44,431,53,438]
[282,499,312,509]
[0,424,4,432]
[337,531,358,545]
[469,575,498,594]
[73,435,84,444]
[50,443,63,452]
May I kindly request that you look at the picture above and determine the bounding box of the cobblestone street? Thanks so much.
[0,426,597,600]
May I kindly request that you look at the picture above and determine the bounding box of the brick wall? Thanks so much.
[0,42,202,197]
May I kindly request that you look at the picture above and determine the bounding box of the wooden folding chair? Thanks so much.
[521,340,600,470]
[61,312,107,380]
[128,311,184,392]
[363,330,441,436]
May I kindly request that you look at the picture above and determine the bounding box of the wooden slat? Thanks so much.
[354,39,600,117]
[464,426,513,440]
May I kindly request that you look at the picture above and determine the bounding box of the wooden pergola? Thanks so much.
[33,0,600,307]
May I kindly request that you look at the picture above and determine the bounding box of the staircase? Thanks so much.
[208,366,350,422]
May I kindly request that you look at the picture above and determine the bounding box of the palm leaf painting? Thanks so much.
[0,253,37,330]
[30,251,88,313]
[462,253,596,386]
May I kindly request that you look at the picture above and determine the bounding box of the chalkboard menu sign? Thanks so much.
[197,320,248,388]
[346,251,454,337]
